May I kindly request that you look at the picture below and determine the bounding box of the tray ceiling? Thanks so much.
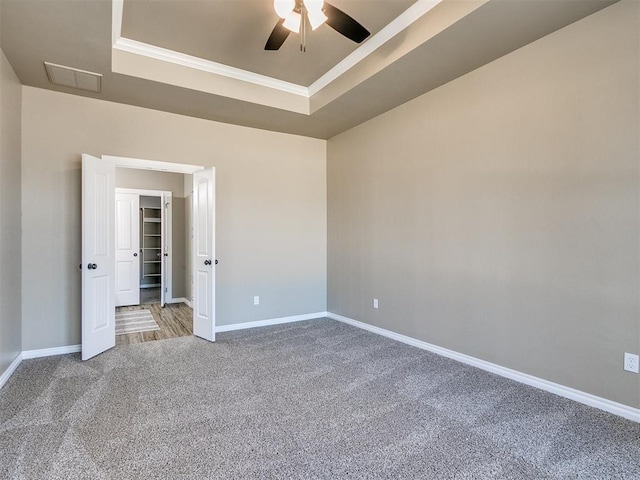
[0,0,619,139]
[121,0,415,86]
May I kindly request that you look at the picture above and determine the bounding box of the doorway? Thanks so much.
[81,154,216,360]
[114,178,197,345]
[114,188,173,308]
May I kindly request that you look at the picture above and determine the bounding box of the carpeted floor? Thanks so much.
[1,319,639,479]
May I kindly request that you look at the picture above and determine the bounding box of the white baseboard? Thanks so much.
[0,353,23,390]
[1,345,83,391]
[11,312,635,423]
[166,297,189,306]
[216,311,328,333]
[327,312,640,423]
[22,344,82,359]
[6,311,325,377]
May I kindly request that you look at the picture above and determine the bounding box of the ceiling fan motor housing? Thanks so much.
[266,1,370,51]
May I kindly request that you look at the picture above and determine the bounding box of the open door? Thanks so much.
[81,154,115,360]
[160,193,173,307]
[192,168,216,341]
[114,192,140,306]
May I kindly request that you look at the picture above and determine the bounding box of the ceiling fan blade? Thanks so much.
[265,19,291,50]
[324,2,370,43]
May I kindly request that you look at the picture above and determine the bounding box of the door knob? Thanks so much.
[204,259,212,265]
[133,252,138,257]
[215,259,218,265]
[87,263,97,270]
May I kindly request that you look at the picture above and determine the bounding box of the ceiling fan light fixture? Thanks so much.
[265,0,370,51]
[274,0,295,19]
[307,8,327,30]
[303,0,324,11]
[283,11,301,33]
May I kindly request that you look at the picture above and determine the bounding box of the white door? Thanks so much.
[81,154,115,360]
[192,168,216,341]
[160,196,165,308]
[115,193,140,306]
[160,193,172,307]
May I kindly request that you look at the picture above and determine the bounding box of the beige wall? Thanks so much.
[171,196,187,298]
[327,1,639,408]
[21,88,327,350]
[184,185,193,302]
[116,168,185,197]
[0,47,22,374]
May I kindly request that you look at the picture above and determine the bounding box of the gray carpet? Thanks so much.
[1,319,639,479]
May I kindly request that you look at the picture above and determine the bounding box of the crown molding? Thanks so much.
[112,0,307,98]
[111,0,448,112]
[308,0,443,96]
[113,38,310,98]
[112,0,124,46]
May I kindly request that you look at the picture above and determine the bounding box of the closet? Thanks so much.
[140,196,162,288]
[114,169,186,309]
[115,190,171,308]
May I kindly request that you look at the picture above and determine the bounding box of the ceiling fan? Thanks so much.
[265,0,370,51]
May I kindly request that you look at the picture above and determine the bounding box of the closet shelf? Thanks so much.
[141,204,162,283]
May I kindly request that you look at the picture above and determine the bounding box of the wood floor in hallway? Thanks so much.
[140,287,161,305]
[116,302,193,346]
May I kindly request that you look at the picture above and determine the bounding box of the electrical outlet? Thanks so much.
[253,296,259,306]
[623,353,639,373]
[373,298,379,309]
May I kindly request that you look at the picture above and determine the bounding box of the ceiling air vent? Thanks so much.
[44,62,102,93]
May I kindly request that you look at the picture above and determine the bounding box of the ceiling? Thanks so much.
[121,0,416,86]
[0,0,618,139]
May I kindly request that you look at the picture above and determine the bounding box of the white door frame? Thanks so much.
[105,156,203,175]
[104,155,213,334]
